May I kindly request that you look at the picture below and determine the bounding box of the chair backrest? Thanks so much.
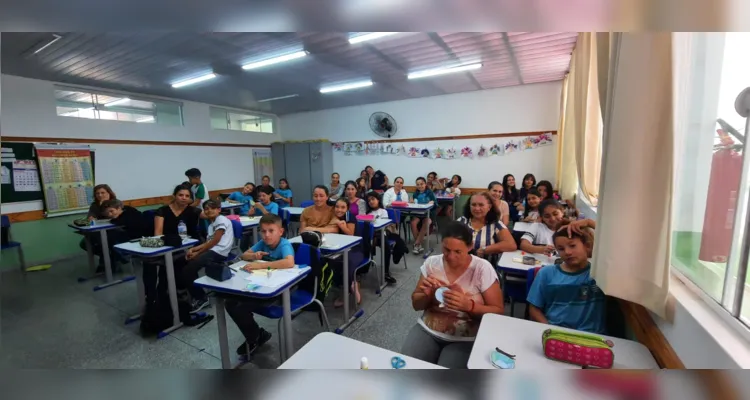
[1,215,10,228]
[293,242,332,299]
[142,210,156,235]
[511,230,525,248]
[300,200,314,208]
[386,208,401,224]
[230,219,243,240]
[525,266,542,294]
[354,220,375,260]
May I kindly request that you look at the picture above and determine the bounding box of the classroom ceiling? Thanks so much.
[1,32,577,115]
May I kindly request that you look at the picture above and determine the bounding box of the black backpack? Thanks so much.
[292,242,332,305]
[139,279,210,337]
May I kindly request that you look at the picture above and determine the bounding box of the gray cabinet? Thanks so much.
[271,142,332,204]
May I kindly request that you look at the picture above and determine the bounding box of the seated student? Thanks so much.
[536,180,559,202]
[366,165,389,192]
[427,171,443,192]
[228,214,295,357]
[253,175,275,202]
[526,219,605,334]
[80,184,119,272]
[343,180,367,215]
[330,198,364,307]
[439,174,462,217]
[366,191,401,284]
[273,178,293,208]
[487,181,510,227]
[519,200,569,256]
[185,168,209,207]
[300,186,339,233]
[382,176,409,207]
[355,177,368,199]
[182,200,234,312]
[249,186,279,216]
[519,173,537,203]
[366,191,389,219]
[227,182,256,215]
[456,192,517,263]
[520,187,542,222]
[411,177,437,254]
[401,222,504,369]
[102,199,148,241]
[327,173,344,201]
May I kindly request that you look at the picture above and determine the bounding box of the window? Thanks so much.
[209,106,274,133]
[672,33,750,326]
[55,87,183,126]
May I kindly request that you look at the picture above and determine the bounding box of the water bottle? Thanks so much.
[177,221,187,240]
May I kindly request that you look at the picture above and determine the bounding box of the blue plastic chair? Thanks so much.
[386,208,408,270]
[300,200,314,208]
[228,219,243,257]
[279,208,291,237]
[353,220,376,275]
[254,243,330,360]
[1,215,26,274]
[501,265,542,318]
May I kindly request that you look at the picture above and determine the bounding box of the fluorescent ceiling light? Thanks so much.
[407,63,483,79]
[349,32,398,44]
[319,80,373,94]
[242,51,308,70]
[34,34,62,55]
[104,97,130,107]
[257,94,299,103]
[136,116,155,123]
[171,73,216,88]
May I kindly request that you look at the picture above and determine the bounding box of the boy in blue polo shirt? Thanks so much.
[527,221,605,334]
[226,214,295,357]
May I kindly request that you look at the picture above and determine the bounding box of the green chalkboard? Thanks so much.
[0,142,96,205]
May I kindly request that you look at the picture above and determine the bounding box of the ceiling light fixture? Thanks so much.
[104,97,130,107]
[136,116,155,123]
[319,80,373,94]
[407,63,483,80]
[242,51,308,70]
[349,32,398,44]
[257,94,299,103]
[33,34,63,55]
[171,73,216,88]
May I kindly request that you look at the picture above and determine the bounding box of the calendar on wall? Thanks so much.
[35,144,95,217]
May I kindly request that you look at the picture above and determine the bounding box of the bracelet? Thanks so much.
[469,299,475,313]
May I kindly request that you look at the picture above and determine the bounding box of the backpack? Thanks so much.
[292,242,333,305]
[139,275,211,337]
[300,231,323,248]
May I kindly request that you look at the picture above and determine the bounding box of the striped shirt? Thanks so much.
[457,216,508,251]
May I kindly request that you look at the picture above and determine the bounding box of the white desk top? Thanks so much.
[389,203,434,211]
[239,216,261,227]
[288,233,362,252]
[467,314,659,369]
[114,238,199,256]
[497,250,557,273]
[372,218,393,229]
[279,332,445,369]
[221,201,242,209]
[435,194,456,200]
[68,220,116,231]
[284,207,305,215]
[512,221,534,232]
[194,263,310,298]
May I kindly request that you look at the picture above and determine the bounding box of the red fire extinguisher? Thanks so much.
[699,123,744,262]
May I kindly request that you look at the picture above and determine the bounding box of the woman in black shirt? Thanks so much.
[154,184,202,238]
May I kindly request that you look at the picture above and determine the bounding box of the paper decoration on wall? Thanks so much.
[489,144,502,156]
[433,147,445,159]
[445,147,457,159]
[366,143,379,155]
[396,145,406,156]
[537,132,553,146]
[407,147,421,158]
[379,144,387,154]
[343,143,355,155]
[504,141,519,153]
[354,142,365,154]
[522,137,535,150]
[420,148,430,158]
[477,145,488,157]
[384,144,394,154]
[332,143,344,152]
[460,147,473,158]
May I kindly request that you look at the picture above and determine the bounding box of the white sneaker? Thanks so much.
[412,245,421,254]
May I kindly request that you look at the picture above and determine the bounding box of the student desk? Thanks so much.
[467,314,659,369]
[289,233,362,333]
[69,221,134,291]
[497,250,556,274]
[435,194,457,220]
[221,201,243,215]
[372,218,394,295]
[512,221,534,233]
[194,262,311,369]
[114,238,199,336]
[279,332,445,369]
[387,203,437,257]
[239,216,261,246]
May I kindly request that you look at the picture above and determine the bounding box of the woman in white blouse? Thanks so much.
[456,192,517,262]
[382,176,410,207]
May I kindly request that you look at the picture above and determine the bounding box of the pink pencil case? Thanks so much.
[226,214,241,221]
[356,214,375,221]
[390,201,409,207]
[542,328,614,368]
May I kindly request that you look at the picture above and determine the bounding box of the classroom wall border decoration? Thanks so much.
[333,132,554,159]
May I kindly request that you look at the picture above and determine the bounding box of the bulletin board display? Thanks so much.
[1,142,43,204]
[35,144,95,217]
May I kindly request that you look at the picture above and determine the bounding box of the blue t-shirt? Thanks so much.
[251,237,294,261]
[253,201,279,216]
[275,188,293,208]
[228,191,255,215]
[526,263,606,334]
[413,189,437,217]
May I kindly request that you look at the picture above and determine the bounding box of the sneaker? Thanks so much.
[189,298,210,314]
[412,245,421,254]
[385,274,397,285]
[237,328,273,356]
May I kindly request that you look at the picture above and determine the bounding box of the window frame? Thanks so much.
[209,105,276,134]
[54,85,184,126]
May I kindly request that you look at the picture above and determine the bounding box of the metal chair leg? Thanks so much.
[313,299,331,332]
[277,319,285,361]
[18,245,27,274]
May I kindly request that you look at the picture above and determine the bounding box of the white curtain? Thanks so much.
[592,33,673,318]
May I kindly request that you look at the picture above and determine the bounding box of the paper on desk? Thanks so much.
[239,216,261,223]
[244,269,304,288]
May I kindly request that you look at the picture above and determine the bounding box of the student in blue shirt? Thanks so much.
[227,214,295,357]
[227,182,255,215]
[273,178,293,208]
[410,176,437,254]
[249,186,279,216]
[526,219,605,334]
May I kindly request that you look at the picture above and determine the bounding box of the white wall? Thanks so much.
[1,75,281,213]
[280,82,562,187]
